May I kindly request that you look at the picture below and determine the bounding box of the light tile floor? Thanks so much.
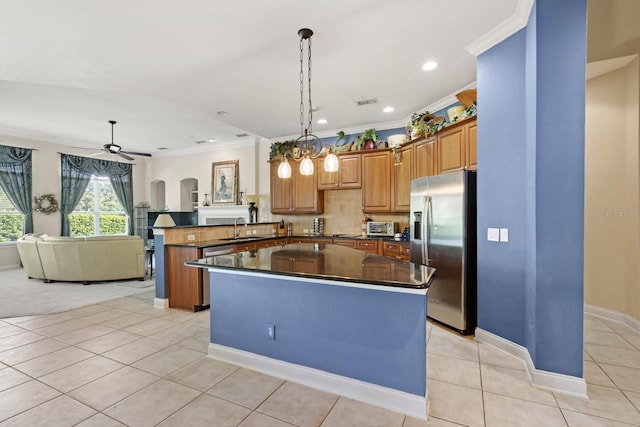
[1,291,639,426]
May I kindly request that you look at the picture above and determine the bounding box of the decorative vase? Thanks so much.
[364,139,376,150]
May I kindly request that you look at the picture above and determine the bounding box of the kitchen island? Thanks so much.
[187,243,435,419]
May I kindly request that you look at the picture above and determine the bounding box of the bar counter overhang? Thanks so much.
[187,243,435,419]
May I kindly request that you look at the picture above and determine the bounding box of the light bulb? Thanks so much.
[300,156,314,175]
[278,159,292,178]
[324,153,339,172]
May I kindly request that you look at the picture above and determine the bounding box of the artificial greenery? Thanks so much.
[268,140,296,161]
[356,128,378,149]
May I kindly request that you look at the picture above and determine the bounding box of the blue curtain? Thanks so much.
[0,145,33,235]
[61,154,133,236]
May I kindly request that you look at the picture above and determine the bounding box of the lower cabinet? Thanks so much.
[166,246,204,311]
[382,241,410,261]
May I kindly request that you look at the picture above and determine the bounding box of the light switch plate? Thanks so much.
[500,228,509,242]
[487,228,500,242]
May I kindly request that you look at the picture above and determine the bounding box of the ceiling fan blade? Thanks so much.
[120,150,152,157]
[117,152,135,161]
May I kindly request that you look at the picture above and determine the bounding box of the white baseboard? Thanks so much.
[153,298,168,309]
[208,343,428,420]
[584,304,640,333]
[475,328,588,399]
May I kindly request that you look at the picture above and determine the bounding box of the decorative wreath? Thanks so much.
[33,193,59,215]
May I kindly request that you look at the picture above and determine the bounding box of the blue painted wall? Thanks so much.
[209,272,427,395]
[476,0,586,377]
[153,233,167,299]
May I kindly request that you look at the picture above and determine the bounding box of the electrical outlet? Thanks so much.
[246,230,251,235]
[267,324,276,340]
[487,228,499,242]
[187,234,196,241]
[252,229,257,235]
[303,228,309,234]
[500,228,509,242]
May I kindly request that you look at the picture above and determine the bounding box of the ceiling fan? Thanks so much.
[92,120,152,161]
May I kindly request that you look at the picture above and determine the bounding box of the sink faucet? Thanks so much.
[234,217,244,238]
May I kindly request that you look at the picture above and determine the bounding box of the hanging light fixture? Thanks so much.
[276,28,339,178]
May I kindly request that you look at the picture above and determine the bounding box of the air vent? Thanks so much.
[356,98,377,106]
[235,133,249,138]
[157,147,168,150]
[194,141,208,144]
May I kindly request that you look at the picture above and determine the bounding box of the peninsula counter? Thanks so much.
[187,243,435,419]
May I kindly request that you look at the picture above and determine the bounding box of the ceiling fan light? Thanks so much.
[300,156,314,176]
[278,158,292,179]
[324,153,339,172]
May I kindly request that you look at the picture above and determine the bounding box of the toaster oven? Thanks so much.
[366,221,398,237]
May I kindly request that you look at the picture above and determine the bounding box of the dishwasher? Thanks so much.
[200,245,235,310]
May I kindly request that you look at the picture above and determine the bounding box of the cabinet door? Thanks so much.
[292,159,324,213]
[317,154,361,190]
[270,162,292,213]
[466,121,477,170]
[338,154,362,188]
[393,144,412,212]
[362,151,392,213]
[438,125,466,173]
[166,247,201,311]
[413,137,436,178]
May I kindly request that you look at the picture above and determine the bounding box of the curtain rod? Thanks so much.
[56,152,136,165]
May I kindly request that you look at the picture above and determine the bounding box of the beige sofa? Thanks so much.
[17,234,145,284]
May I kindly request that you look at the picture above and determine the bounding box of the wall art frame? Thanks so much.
[212,160,239,205]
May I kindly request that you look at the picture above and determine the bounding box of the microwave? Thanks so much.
[366,221,398,237]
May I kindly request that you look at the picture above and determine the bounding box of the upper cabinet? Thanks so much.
[436,117,477,174]
[393,144,412,212]
[318,153,361,190]
[270,159,324,214]
[413,136,437,178]
[466,120,477,170]
[362,150,393,213]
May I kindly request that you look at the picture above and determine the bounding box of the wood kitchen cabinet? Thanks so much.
[331,239,356,249]
[355,239,379,254]
[437,123,466,174]
[436,117,477,174]
[362,150,393,213]
[270,159,324,214]
[317,153,361,190]
[413,136,437,178]
[382,241,410,261]
[466,120,477,170]
[166,246,205,311]
[392,144,412,212]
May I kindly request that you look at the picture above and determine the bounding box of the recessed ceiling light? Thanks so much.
[317,118,327,124]
[422,61,438,71]
[383,106,394,113]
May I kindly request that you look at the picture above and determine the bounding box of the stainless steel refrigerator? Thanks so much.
[410,170,477,335]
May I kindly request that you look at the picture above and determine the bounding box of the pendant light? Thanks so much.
[277,28,338,178]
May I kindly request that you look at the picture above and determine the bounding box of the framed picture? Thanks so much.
[212,160,239,204]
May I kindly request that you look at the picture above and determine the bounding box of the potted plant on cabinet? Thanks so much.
[355,128,378,150]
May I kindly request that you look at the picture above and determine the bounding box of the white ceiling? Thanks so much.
[0,0,523,157]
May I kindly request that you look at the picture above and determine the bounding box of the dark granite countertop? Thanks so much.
[186,243,434,290]
[165,234,408,249]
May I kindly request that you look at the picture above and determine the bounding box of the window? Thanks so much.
[0,186,22,242]
[69,176,128,236]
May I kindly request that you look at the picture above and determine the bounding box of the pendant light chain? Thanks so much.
[299,36,305,138]
[307,35,312,135]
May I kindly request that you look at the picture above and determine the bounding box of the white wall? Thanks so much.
[0,134,148,268]
[146,139,273,218]
[584,57,640,320]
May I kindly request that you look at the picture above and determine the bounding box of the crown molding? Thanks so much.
[423,81,477,114]
[466,0,534,57]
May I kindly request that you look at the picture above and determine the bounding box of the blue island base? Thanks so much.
[206,270,429,419]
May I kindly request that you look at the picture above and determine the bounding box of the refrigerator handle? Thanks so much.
[422,196,431,264]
